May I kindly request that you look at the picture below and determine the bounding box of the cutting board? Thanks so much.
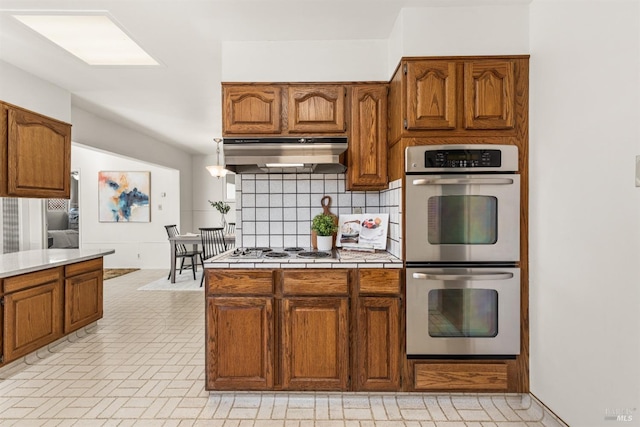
[312,195,339,249]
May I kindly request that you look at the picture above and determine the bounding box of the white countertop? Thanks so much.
[204,248,402,269]
[0,248,115,278]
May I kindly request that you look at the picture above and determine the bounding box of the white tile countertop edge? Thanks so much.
[0,248,116,278]
[204,248,403,269]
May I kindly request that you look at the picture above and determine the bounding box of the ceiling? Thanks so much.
[0,0,514,155]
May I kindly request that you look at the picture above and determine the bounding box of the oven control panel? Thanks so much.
[426,149,501,168]
[405,144,519,173]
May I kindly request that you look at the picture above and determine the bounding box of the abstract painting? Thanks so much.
[98,171,151,222]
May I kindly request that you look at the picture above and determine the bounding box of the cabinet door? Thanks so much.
[347,85,388,190]
[287,85,346,133]
[355,297,401,391]
[64,270,103,333]
[206,297,274,390]
[223,85,282,134]
[406,61,457,130]
[463,60,515,129]
[282,297,349,390]
[3,280,63,362]
[5,106,71,198]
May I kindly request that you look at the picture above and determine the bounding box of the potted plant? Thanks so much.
[209,200,230,228]
[311,213,338,251]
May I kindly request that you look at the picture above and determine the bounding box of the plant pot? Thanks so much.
[317,235,333,251]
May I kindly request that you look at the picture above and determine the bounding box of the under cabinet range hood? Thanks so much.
[223,137,347,174]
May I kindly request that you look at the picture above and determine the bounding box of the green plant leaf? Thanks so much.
[311,213,338,236]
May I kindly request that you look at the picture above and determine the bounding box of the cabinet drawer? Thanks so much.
[358,269,401,295]
[414,363,508,391]
[65,258,103,277]
[207,270,274,295]
[4,267,62,294]
[283,270,349,296]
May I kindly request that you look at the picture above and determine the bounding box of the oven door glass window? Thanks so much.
[427,195,498,244]
[428,289,498,337]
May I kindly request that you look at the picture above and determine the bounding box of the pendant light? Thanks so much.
[206,138,228,178]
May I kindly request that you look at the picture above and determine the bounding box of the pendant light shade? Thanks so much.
[206,138,228,178]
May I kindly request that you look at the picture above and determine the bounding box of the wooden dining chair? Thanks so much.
[225,222,236,248]
[199,227,227,287]
[164,224,202,280]
[225,222,235,235]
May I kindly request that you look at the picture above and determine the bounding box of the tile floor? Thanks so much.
[0,270,568,426]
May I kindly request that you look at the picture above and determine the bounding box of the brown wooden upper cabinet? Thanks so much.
[222,85,282,134]
[463,60,515,129]
[287,85,346,133]
[347,84,388,191]
[0,101,71,199]
[391,57,523,143]
[222,84,347,136]
[405,61,457,130]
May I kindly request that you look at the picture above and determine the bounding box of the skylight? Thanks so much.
[12,14,159,66]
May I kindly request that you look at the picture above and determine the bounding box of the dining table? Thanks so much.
[168,233,235,283]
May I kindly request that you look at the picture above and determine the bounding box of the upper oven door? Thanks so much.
[405,174,520,263]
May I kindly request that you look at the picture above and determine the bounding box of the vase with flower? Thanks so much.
[209,200,230,229]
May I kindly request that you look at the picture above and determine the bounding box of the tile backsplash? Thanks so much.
[236,174,402,258]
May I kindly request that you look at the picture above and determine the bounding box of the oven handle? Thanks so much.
[412,178,515,185]
[412,272,514,281]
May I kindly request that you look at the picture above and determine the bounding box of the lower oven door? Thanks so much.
[406,267,520,356]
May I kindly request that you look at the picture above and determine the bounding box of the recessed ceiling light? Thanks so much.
[12,14,159,66]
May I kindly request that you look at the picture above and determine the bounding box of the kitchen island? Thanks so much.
[0,248,114,367]
[203,248,404,392]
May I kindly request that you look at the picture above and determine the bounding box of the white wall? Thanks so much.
[191,153,236,231]
[72,144,180,268]
[71,106,194,234]
[222,40,389,82]
[529,1,640,426]
[0,60,71,122]
[0,61,72,251]
[399,5,530,57]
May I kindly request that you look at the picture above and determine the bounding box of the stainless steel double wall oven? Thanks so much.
[405,144,521,356]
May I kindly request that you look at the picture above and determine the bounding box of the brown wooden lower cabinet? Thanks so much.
[355,297,401,391]
[413,362,508,391]
[64,258,103,333]
[281,297,349,390]
[3,269,63,362]
[205,268,404,392]
[1,258,106,366]
[206,297,274,390]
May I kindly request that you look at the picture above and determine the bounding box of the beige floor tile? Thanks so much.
[0,270,563,426]
[400,408,432,420]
